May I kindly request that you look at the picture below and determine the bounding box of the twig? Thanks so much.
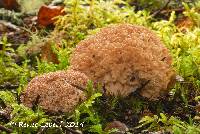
[0,20,20,31]
[128,80,150,98]
[151,0,172,17]
[160,8,184,14]
[49,0,64,6]
[32,95,40,111]
[51,119,82,134]
[37,127,48,134]
[0,124,13,133]
[68,83,85,92]
[0,82,19,89]
[0,110,11,120]
[136,80,150,92]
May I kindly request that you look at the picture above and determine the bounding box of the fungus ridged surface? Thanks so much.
[70,24,176,100]
[20,69,89,113]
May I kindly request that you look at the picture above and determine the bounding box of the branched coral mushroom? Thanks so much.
[70,24,176,100]
[20,70,89,113]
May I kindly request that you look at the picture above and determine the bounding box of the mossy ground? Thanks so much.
[1,0,200,133]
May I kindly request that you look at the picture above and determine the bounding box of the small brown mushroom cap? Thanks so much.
[70,24,176,100]
[20,69,89,113]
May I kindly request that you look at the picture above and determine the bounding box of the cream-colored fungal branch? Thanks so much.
[70,24,176,100]
[20,69,89,113]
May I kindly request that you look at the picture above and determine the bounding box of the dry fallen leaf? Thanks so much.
[176,17,194,31]
[0,0,20,11]
[37,5,64,27]
[40,41,59,64]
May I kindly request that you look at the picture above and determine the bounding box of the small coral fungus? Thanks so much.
[21,69,89,113]
[70,24,176,100]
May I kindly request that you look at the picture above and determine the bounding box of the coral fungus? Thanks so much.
[70,24,176,100]
[20,69,89,113]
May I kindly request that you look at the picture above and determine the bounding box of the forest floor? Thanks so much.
[1,0,200,134]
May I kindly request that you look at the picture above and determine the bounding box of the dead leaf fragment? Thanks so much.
[40,41,59,64]
[195,103,200,113]
[105,121,128,134]
[176,17,194,30]
[0,0,20,11]
[37,5,64,27]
